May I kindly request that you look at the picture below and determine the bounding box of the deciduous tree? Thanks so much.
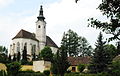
[40,46,53,61]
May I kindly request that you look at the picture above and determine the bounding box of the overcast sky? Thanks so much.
[0,0,116,49]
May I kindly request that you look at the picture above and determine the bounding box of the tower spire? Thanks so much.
[37,5,45,21]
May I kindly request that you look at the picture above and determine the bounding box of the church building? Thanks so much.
[9,6,58,60]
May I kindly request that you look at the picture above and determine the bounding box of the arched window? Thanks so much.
[17,42,20,52]
[31,45,36,55]
[24,43,27,50]
[13,43,15,53]
[38,25,40,28]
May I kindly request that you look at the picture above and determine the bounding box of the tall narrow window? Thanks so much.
[13,43,15,54]
[17,42,20,52]
[38,25,40,28]
[24,43,27,51]
[31,45,36,55]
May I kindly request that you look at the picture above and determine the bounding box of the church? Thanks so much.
[9,5,58,60]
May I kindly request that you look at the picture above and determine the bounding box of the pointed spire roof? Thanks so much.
[37,5,45,21]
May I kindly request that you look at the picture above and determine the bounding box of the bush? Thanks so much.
[43,70,50,76]
[17,72,46,76]
[0,70,7,76]
[77,64,85,72]
[108,60,120,76]
[97,72,110,76]
[21,60,33,65]
[19,70,35,73]
[6,61,21,76]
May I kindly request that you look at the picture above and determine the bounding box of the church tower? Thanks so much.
[36,5,46,50]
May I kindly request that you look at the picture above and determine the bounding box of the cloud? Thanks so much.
[0,0,14,7]
[44,0,103,47]
[0,0,116,49]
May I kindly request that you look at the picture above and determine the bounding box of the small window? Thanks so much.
[38,25,40,28]
[44,26,45,28]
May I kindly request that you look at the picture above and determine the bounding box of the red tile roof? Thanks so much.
[68,56,91,66]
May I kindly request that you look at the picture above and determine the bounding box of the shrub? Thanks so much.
[19,70,35,73]
[6,61,21,76]
[0,70,7,76]
[43,70,50,76]
[17,72,46,76]
[77,64,85,72]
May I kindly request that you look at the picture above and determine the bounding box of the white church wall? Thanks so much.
[11,38,39,56]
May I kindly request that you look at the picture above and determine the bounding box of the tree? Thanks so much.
[108,60,120,76]
[17,51,21,61]
[61,29,93,57]
[78,37,93,57]
[22,46,27,61]
[0,53,8,63]
[116,41,120,55]
[0,46,3,53]
[88,0,120,41]
[40,46,53,61]
[32,53,36,60]
[8,54,11,62]
[13,54,16,61]
[104,44,118,62]
[0,46,8,55]
[90,32,109,73]
[51,47,70,76]
[61,29,79,57]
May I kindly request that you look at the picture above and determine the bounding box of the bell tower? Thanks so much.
[36,5,46,50]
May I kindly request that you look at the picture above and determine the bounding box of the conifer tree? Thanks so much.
[51,46,70,76]
[22,46,27,61]
[13,54,16,61]
[8,54,11,61]
[32,53,36,60]
[90,32,109,73]
[17,51,21,61]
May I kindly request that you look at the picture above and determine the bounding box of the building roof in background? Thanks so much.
[46,36,58,48]
[68,56,91,66]
[12,29,38,41]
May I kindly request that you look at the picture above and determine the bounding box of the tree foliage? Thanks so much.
[61,29,93,57]
[104,44,118,61]
[88,0,120,41]
[13,54,16,61]
[40,46,53,61]
[79,37,93,57]
[77,64,85,72]
[90,32,110,73]
[51,46,70,76]
[17,51,21,61]
[108,60,120,76]
[22,46,27,61]
[0,46,8,55]
[6,61,21,76]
